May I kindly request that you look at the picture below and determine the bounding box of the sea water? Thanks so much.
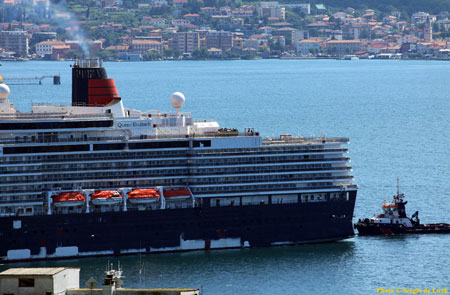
[1,59,449,294]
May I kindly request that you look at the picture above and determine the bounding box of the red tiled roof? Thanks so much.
[37,40,65,45]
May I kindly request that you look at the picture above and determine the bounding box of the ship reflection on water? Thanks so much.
[0,242,356,291]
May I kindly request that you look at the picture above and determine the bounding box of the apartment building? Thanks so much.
[0,31,30,57]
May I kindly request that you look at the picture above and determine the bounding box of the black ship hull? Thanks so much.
[355,222,408,235]
[355,221,450,236]
[1,192,356,262]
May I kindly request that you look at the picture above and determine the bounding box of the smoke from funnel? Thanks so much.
[48,0,91,58]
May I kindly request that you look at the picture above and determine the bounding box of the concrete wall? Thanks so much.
[0,276,53,295]
[54,269,80,295]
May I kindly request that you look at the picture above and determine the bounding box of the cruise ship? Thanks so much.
[0,59,357,262]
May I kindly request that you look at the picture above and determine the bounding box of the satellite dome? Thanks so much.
[0,83,10,100]
[170,92,185,111]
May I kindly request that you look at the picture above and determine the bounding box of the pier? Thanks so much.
[3,74,61,85]
[0,267,200,295]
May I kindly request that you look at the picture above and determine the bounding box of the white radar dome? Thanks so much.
[170,92,185,111]
[0,83,10,100]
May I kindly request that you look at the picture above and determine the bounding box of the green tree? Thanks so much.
[269,39,284,51]
[97,49,118,60]
[241,50,256,60]
[433,22,440,33]
[163,48,181,58]
[309,48,319,56]
[285,10,305,29]
[192,47,208,59]
[143,50,163,60]
[187,0,201,13]
[65,49,85,59]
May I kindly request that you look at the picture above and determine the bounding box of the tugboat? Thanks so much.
[355,179,450,235]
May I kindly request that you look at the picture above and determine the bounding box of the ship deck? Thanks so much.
[0,133,348,145]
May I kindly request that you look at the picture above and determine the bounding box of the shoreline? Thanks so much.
[1,57,449,62]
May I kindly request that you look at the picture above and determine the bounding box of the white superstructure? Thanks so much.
[0,59,356,218]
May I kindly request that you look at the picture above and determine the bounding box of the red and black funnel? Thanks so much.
[72,59,120,107]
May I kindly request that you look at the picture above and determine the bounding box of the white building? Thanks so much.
[0,267,80,295]
[258,2,310,14]
[257,6,285,20]
[171,19,191,26]
[35,40,65,56]
[151,0,168,5]
[149,18,166,26]
[296,40,321,55]
[280,3,310,14]
[96,0,123,7]
[294,30,309,43]
[131,39,163,53]
[411,12,436,25]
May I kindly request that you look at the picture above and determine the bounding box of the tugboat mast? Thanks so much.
[396,177,400,198]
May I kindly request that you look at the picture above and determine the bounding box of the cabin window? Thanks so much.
[18,278,35,287]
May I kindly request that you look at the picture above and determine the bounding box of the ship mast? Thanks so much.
[397,177,400,197]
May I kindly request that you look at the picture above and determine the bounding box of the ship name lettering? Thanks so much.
[133,122,150,127]
[117,122,150,128]
[117,122,131,128]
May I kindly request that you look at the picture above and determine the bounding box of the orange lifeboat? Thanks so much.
[164,188,191,201]
[128,189,160,204]
[52,192,85,207]
[90,190,122,206]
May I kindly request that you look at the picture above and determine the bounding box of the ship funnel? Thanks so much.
[72,58,120,107]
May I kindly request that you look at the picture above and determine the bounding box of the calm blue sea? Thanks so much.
[1,59,449,294]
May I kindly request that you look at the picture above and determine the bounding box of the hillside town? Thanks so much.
[1,0,450,60]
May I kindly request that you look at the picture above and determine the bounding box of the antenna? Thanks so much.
[396,177,400,196]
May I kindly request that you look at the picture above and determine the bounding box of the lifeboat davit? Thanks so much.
[164,188,191,201]
[90,190,123,206]
[52,192,86,207]
[128,189,160,204]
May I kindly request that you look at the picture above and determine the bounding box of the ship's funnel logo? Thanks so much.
[72,59,120,107]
